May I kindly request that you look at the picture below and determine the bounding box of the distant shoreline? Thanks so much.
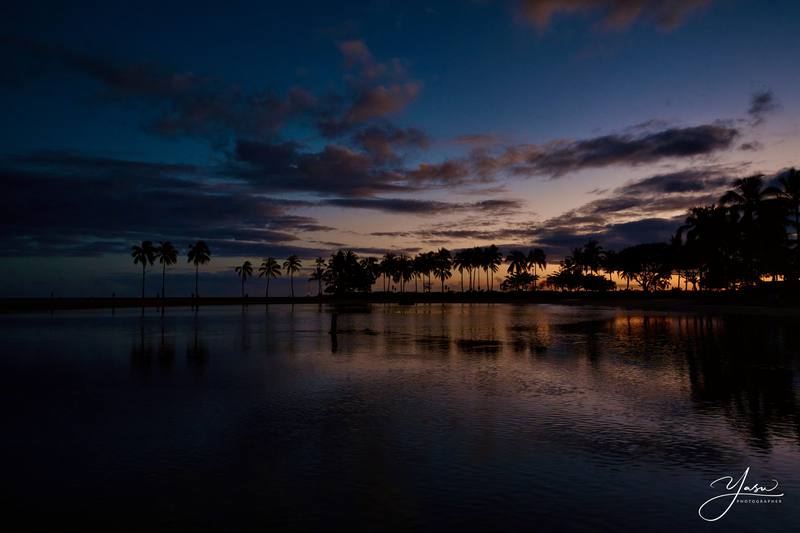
[3,290,799,316]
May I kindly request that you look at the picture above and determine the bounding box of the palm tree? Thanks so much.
[310,257,326,296]
[187,241,211,298]
[283,255,302,297]
[486,244,503,291]
[433,248,452,292]
[581,240,603,275]
[380,253,396,292]
[258,257,281,298]
[778,168,800,280]
[154,241,178,298]
[527,248,547,290]
[506,250,528,275]
[453,250,468,292]
[234,261,253,297]
[131,240,156,299]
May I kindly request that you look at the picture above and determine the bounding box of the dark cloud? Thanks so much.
[233,140,412,196]
[317,40,422,136]
[517,0,712,31]
[748,90,779,126]
[1,38,316,142]
[321,197,523,215]
[519,124,738,177]
[0,152,332,257]
[351,123,428,164]
[2,37,421,143]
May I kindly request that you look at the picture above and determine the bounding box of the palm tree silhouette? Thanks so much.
[380,253,396,292]
[453,250,468,292]
[131,240,156,299]
[486,244,503,291]
[433,248,452,292]
[310,257,326,296]
[527,248,547,289]
[154,241,178,298]
[187,241,211,298]
[283,255,302,297]
[778,168,800,280]
[258,257,281,298]
[234,260,253,297]
[506,250,528,275]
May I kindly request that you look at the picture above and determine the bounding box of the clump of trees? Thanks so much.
[545,240,616,292]
[673,170,800,289]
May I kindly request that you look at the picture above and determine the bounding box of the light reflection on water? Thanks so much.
[1,303,799,531]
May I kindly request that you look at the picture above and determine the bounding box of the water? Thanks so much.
[2,304,798,531]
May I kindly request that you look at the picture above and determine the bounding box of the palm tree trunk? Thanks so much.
[241,277,244,297]
[162,262,166,299]
[460,271,464,292]
[267,277,271,298]
[141,263,146,299]
[290,273,294,297]
[195,264,199,298]
[318,279,322,297]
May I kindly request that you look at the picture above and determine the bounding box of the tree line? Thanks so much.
[131,169,800,297]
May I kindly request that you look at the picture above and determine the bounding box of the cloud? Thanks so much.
[448,123,739,181]
[1,38,316,142]
[517,0,712,31]
[0,151,333,257]
[2,37,421,143]
[351,123,429,163]
[317,40,422,136]
[748,90,779,126]
[232,140,412,196]
[321,197,523,215]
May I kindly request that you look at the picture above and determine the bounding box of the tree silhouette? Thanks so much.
[453,250,468,292]
[486,244,503,291]
[258,257,281,298]
[154,241,178,298]
[778,168,800,281]
[234,260,253,297]
[380,253,396,292]
[131,240,156,299]
[283,255,302,297]
[433,248,452,292]
[187,241,211,297]
[527,248,547,289]
[309,257,326,296]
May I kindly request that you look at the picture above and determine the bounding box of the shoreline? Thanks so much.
[3,290,799,317]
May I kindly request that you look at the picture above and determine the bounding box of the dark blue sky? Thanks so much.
[1,0,799,296]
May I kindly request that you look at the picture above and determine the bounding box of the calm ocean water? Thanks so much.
[2,303,798,531]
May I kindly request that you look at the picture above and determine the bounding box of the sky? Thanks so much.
[1,0,799,297]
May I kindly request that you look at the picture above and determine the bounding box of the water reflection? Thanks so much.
[3,304,799,531]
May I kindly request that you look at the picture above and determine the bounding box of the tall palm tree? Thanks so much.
[187,241,211,298]
[778,168,800,280]
[234,261,253,297]
[380,253,396,292]
[453,250,468,292]
[486,244,503,291]
[154,241,178,298]
[310,257,326,296]
[527,248,547,290]
[433,248,452,292]
[283,255,302,297]
[258,257,281,298]
[470,247,484,290]
[131,240,156,299]
[581,240,603,275]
